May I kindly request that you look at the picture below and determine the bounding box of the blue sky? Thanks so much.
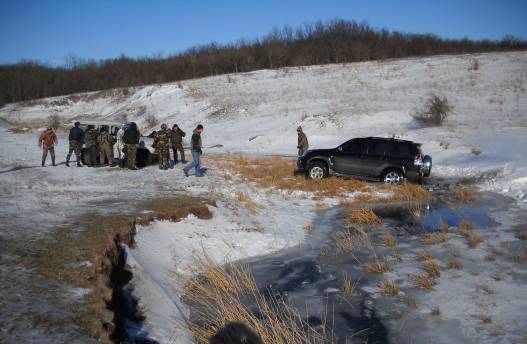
[0,0,526,66]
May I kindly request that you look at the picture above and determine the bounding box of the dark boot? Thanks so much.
[65,161,70,167]
[52,159,56,167]
[77,162,83,167]
[41,161,45,167]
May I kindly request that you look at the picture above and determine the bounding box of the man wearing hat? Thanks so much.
[65,121,84,167]
[297,126,309,157]
[38,126,58,167]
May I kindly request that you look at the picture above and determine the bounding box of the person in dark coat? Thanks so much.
[183,124,204,177]
[123,122,141,170]
[84,125,100,167]
[171,124,186,164]
[65,121,84,167]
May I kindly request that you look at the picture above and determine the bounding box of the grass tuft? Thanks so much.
[467,232,482,249]
[446,260,463,269]
[422,260,441,278]
[365,260,391,273]
[341,273,358,297]
[416,250,434,261]
[343,208,382,226]
[377,281,400,295]
[183,257,329,344]
[451,185,479,203]
[420,232,448,245]
[303,224,315,232]
[413,273,435,289]
[381,233,398,247]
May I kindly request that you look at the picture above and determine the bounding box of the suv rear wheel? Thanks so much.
[382,169,404,185]
[307,162,328,180]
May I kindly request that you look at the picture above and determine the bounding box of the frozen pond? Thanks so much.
[222,191,527,343]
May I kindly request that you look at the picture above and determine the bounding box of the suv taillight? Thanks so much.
[414,154,424,166]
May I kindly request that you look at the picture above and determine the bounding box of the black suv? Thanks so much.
[296,137,432,184]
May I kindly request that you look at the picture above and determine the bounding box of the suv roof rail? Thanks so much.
[366,136,416,144]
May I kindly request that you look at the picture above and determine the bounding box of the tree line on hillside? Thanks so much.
[1,19,526,105]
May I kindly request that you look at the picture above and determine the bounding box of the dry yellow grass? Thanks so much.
[422,260,441,278]
[440,222,450,233]
[391,253,404,263]
[446,260,463,269]
[303,224,316,231]
[452,185,479,203]
[420,232,449,245]
[209,155,430,203]
[183,258,329,344]
[458,219,475,236]
[341,273,358,296]
[208,154,368,199]
[236,191,259,214]
[416,250,434,261]
[413,273,435,289]
[343,208,382,226]
[381,233,398,247]
[331,228,370,254]
[467,232,482,248]
[377,281,400,295]
[365,260,391,273]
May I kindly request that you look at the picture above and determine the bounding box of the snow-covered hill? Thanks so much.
[2,51,527,202]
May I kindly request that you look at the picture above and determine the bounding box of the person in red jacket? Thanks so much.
[38,126,58,167]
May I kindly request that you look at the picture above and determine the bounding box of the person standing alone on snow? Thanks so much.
[297,126,309,157]
[171,124,186,164]
[123,122,140,170]
[183,124,204,177]
[38,126,58,167]
[65,121,84,167]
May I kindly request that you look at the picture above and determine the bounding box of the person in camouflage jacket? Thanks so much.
[297,126,309,157]
[38,126,58,167]
[171,124,186,163]
[65,121,84,167]
[154,123,171,170]
[84,125,100,167]
[97,126,115,166]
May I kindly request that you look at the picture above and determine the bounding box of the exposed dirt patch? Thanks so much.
[27,196,214,343]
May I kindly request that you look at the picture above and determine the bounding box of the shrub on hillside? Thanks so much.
[47,114,61,130]
[145,114,158,128]
[413,95,452,127]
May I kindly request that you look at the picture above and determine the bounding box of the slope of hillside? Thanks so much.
[1,51,526,202]
[1,51,526,343]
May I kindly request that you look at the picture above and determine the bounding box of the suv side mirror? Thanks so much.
[337,146,343,152]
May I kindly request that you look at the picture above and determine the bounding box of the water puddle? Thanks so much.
[237,191,519,343]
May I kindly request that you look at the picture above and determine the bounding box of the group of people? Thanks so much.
[38,121,205,177]
[38,120,308,175]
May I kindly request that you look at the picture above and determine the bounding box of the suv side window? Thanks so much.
[390,142,414,158]
[366,140,389,157]
[342,139,366,155]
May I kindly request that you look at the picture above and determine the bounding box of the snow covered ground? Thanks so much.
[0,51,526,343]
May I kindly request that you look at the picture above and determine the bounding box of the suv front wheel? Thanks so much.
[382,169,404,185]
[307,162,328,180]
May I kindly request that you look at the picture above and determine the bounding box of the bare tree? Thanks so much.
[1,19,526,105]
[47,114,62,130]
[413,95,452,127]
